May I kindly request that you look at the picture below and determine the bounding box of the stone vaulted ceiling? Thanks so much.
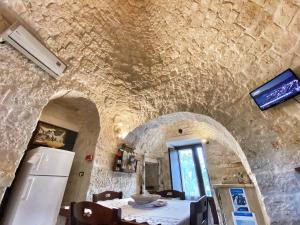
[1,1,300,223]
[3,0,300,120]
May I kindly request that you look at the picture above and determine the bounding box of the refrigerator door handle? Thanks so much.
[21,177,34,201]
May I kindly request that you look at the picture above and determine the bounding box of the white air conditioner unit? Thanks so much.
[1,23,66,79]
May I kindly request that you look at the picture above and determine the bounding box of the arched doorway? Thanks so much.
[38,91,100,204]
[0,90,100,220]
[125,112,268,224]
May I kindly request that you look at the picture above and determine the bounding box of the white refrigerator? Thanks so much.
[2,147,75,225]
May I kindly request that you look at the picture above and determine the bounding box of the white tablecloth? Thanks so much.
[98,198,191,225]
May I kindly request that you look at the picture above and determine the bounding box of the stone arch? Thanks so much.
[1,89,101,207]
[125,112,268,223]
[38,90,101,204]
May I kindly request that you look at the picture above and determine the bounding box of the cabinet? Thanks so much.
[113,145,137,173]
[214,184,265,225]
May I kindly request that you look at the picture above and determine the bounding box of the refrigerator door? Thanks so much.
[3,175,68,225]
[24,147,75,176]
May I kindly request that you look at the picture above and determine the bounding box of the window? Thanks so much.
[178,148,200,198]
[169,144,212,200]
[196,146,212,197]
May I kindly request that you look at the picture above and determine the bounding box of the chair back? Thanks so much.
[156,190,185,200]
[207,197,219,224]
[190,196,208,225]
[70,201,121,225]
[93,191,123,202]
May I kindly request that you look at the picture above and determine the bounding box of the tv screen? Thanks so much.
[250,69,300,111]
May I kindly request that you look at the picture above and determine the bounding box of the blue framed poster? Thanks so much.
[232,212,258,225]
[229,188,250,212]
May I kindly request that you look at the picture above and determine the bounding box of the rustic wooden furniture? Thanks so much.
[156,190,185,200]
[214,184,265,225]
[190,196,208,225]
[207,196,219,224]
[59,207,70,225]
[70,201,121,225]
[98,197,190,225]
[64,197,190,225]
[92,191,123,202]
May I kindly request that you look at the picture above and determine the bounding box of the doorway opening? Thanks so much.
[125,112,267,224]
[145,162,160,193]
[36,93,100,205]
[169,143,212,200]
[0,91,100,224]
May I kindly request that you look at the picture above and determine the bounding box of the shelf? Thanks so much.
[213,183,254,188]
[113,144,137,173]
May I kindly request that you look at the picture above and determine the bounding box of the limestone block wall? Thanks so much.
[0,40,142,203]
[0,0,147,203]
[0,1,300,224]
[125,112,300,225]
[127,119,249,192]
[124,113,261,193]
[0,36,142,204]
[86,110,143,200]
[223,101,300,225]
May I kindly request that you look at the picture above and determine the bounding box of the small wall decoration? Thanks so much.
[113,144,138,173]
[29,121,78,151]
[85,154,93,161]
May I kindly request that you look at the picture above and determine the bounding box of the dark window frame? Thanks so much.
[168,148,183,191]
[169,144,207,197]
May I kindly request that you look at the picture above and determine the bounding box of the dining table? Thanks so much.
[97,198,192,225]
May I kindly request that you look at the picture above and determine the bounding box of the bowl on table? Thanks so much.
[131,194,161,204]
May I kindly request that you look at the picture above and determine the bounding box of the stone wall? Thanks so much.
[0,1,300,224]
[125,113,265,217]
[0,0,146,203]
[127,117,249,189]
[125,111,300,224]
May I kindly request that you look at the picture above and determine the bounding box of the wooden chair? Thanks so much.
[207,197,219,224]
[92,191,123,202]
[190,196,208,225]
[156,190,185,200]
[70,201,121,225]
[59,207,71,225]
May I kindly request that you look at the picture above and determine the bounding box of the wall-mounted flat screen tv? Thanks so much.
[250,69,300,111]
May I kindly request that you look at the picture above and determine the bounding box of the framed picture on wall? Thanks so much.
[232,212,258,225]
[229,188,250,212]
[29,121,78,151]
